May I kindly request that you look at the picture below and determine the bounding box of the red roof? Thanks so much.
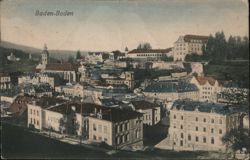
[45,63,76,71]
[128,48,172,54]
[195,76,216,86]
[184,34,208,43]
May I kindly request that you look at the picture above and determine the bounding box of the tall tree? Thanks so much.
[76,50,81,59]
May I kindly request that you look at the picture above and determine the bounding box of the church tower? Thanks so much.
[41,44,49,65]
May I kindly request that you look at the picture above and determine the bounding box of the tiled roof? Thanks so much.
[45,63,76,71]
[195,76,216,86]
[172,100,244,115]
[131,100,160,110]
[48,102,142,122]
[128,48,172,54]
[183,34,208,43]
[144,81,198,93]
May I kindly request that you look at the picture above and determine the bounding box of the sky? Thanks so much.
[1,0,249,51]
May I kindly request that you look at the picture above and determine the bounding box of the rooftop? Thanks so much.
[183,34,209,43]
[144,81,198,93]
[45,63,77,71]
[128,48,172,54]
[172,100,244,115]
[131,100,160,110]
[195,76,216,86]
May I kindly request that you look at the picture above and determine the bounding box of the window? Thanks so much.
[116,137,119,144]
[219,129,222,134]
[188,134,191,141]
[116,125,119,132]
[93,135,96,140]
[211,137,214,144]
[203,137,206,143]
[30,109,32,114]
[203,127,206,132]
[180,140,183,146]
[203,118,206,122]
[196,126,198,131]
[196,117,198,121]
[180,125,183,129]
[120,124,123,132]
[181,116,183,120]
[104,126,107,134]
[211,128,214,133]
[30,118,32,124]
[211,119,214,123]
[104,138,107,142]
[37,120,39,125]
[181,133,183,138]
[37,110,39,116]
[196,136,199,142]
[93,124,96,131]
[174,115,176,119]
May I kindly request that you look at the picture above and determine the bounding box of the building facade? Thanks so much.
[127,48,172,59]
[162,100,242,151]
[173,34,208,61]
[0,73,11,90]
[190,76,219,103]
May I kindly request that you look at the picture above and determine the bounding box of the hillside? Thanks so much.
[0,41,88,60]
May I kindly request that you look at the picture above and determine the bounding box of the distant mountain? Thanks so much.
[0,41,88,60]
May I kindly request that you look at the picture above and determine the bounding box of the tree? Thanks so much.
[68,56,75,63]
[185,53,203,62]
[222,128,249,158]
[76,50,81,59]
[137,42,152,49]
[160,56,174,62]
[219,87,249,106]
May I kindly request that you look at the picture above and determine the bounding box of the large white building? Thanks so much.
[27,101,144,149]
[173,34,208,61]
[88,107,143,149]
[127,48,172,60]
[157,100,243,151]
[190,76,220,103]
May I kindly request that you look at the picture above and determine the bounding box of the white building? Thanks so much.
[127,48,172,60]
[18,73,54,87]
[156,100,243,151]
[190,76,219,103]
[88,107,143,149]
[0,73,11,90]
[173,34,208,61]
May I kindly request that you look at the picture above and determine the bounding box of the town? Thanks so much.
[1,33,249,159]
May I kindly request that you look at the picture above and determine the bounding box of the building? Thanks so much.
[143,81,199,102]
[7,52,20,62]
[27,102,144,149]
[41,44,49,65]
[157,100,243,151]
[21,83,53,97]
[173,34,208,61]
[190,76,220,103]
[85,52,108,64]
[18,73,54,87]
[127,48,172,60]
[55,83,85,97]
[0,73,11,90]
[88,107,143,149]
[104,71,135,90]
[131,100,161,126]
[44,63,77,83]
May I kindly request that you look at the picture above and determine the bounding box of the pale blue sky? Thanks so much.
[1,0,249,51]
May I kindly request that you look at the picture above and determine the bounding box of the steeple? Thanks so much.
[41,43,49,65]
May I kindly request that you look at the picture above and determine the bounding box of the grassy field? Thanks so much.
[1,59,38,72]
[1,122,227,159]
